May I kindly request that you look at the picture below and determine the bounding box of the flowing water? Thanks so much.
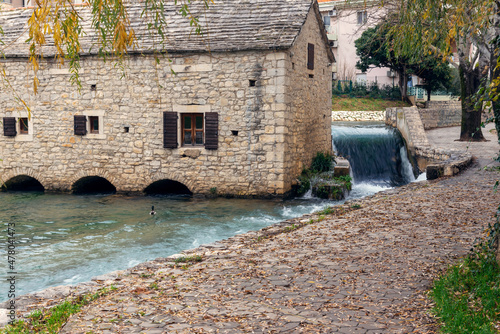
[332,122,417,193]
[0,122,418,301]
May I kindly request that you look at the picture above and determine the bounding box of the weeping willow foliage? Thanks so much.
[377,0,499,140]
[0,0,212,101]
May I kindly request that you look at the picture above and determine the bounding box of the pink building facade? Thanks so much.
[318,0,402,88]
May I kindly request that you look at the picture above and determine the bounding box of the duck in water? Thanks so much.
[150,206,156,215]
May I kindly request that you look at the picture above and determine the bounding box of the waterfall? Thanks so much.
[332,122,416,197]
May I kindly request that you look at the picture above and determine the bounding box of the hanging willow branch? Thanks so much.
[1,0,212,96]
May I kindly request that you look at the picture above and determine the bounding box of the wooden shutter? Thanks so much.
[163,112,178,149]
[307,43,315,70]
[205,112,218,150]
[74,115,87,135]
[3,117,17,136]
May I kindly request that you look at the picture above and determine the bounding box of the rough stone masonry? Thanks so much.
[0,0,334,197]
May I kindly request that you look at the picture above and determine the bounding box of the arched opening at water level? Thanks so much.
[144,179,193,196]
[72,176,116,195]
[2,175,45,192]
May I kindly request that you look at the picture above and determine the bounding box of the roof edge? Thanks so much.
[312,0,336,63]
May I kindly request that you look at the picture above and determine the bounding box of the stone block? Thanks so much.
[334,158,350,177]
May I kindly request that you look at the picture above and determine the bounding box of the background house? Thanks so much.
[318,0,432,101]
[0,0,334,197]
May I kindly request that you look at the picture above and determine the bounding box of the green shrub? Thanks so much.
[332,80,401,100]
[314,184,330,199]
[296,175,311,197]
[311,152,335,173]
[335,175,352,191]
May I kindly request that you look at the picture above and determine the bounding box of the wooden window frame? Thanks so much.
[181,113,204,147]
[19,117,29,134]
[307,43,315,70]
[88,116,99,134]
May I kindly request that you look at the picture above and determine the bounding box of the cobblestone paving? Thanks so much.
[53,160,499,334]
[4,125,499,333]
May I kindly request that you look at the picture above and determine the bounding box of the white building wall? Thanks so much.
[319,0,397,87]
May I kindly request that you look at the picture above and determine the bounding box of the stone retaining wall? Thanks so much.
[419,101,462,129]
[385,107,473,179]
[418,101,489,130]
[331,110,384,122]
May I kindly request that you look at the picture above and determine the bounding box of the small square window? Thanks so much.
[19,118,29,134]
[89,116,99,134]
[323,15,330,27]
[357,11,367,25]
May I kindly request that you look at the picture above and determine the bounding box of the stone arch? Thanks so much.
[144,179,193,196]
[69,169,119,195]
[2,175,45,192]
[144,173,196,195]
[0,168,47,192]
[71,176,117,194]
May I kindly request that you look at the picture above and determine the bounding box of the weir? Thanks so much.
[332,122,417,188]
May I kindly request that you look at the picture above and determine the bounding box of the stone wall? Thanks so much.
[386,106,430,150]
[0,36,330,197]
[419,100,490,130]
[386,107,472,179]
[283,7,333,188]
[331,110,384,122]
[418,101,462,129]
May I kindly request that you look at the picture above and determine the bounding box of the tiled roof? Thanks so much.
[0,0,317,57]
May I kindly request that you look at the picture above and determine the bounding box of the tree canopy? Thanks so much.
[355,23,454,101]
[380,0,499,142]
[355,24,411,100]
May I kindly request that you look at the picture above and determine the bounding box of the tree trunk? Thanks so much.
[459,64,485,141]
[493,52,500,145]
[397,67,409,102]
[491,5,500,145]
[427,88,431,101]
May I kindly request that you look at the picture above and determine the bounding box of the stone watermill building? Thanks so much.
[0,0,334,197]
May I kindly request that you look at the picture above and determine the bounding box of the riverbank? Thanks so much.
[2,162,499,332]
[332,110,384,122]
[1,125,499,333]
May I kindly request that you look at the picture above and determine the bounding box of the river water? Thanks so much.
[0,122,418,302]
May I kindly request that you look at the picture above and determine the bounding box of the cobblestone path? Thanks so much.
[52,160,499,334]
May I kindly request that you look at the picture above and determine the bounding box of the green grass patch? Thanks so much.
[283,224,299,232]
[431,241,500,333]
[174,255,203,264]
[2,285,117,334]
[332,96,411,111]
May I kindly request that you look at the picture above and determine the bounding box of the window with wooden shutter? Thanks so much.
[163,112,178,149]
[307,43,315,70]
[74,115,87,135]
[204,112,218,150]
[3,117,17,136]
